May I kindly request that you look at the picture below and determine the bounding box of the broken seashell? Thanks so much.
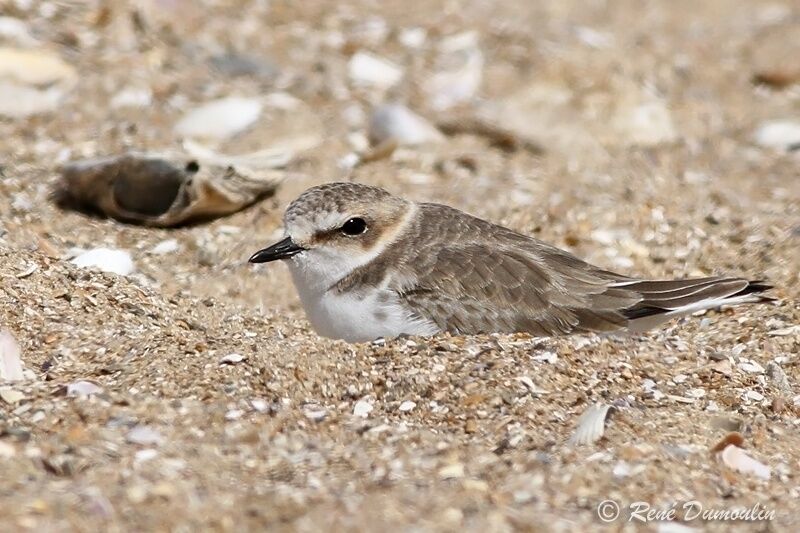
[182,137,319,171]
[58,152,284,227]
[569,403,614,446]
[768,325,800,336]
[718,444,771,480]
[0,329,25,382]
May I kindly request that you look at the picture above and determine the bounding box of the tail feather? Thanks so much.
[612,276,726,294]
[618,277,773,330]
[632,279,747,311]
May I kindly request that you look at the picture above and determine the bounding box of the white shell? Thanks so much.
[568,403,613,446]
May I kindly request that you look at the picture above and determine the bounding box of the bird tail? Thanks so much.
[611,277,774,332]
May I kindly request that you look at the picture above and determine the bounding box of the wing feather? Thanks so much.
[334,202,772,337]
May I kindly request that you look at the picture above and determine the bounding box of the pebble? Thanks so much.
[686,388,706,398]
[614,100,678,146]
[769,325,800,336]
[0,47,76,119]
[0,17,36,45]
[338,152,360,170]
[71,248,135,276]
[668,394,696,404]
[304,407,327,422]
[425,31,483,110]
[0,387,24,405]
[175,97,263,140]
[347,132,370,152]
[111,87,153,109]
[149,239,180,255]
[219,353,246,365]
[612,460,644,478]
[11,193,32,212]
[766,362,791,392]
[0,81,64,118]
[66,380,103,397]
[0,46,75,85]
[225,409,244,421]
[438,463,465,479]
[341,103,366,129]
[347,51,403,90]
[217,225,241,235]
[368,104,443,146]
[753,120,800,151]
[250,399,269,413]
[403,172,433,185]
[575,27,613,49]
[209,52,279,80]
[738,359,765,374]
[743,390,765,402]
[353,398,374,417]
[398,400,416,412]
[399,27,427,49]
[0,441,16,458]
[134,449,158,464]
[263,92,302,110]
[351,17,389,46]
[126,425,164,446]
[532,351,558,364]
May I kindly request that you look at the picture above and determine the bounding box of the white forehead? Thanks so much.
[284,209,349,241]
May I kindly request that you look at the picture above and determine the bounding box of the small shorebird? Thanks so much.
[250,182,773,342]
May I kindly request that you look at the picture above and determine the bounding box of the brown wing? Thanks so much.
[336,202,772,337]
[394,241,643,336]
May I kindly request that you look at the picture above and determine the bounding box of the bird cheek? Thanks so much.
[357,230,381,251]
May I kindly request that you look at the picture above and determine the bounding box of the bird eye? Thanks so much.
[341,217,367,236]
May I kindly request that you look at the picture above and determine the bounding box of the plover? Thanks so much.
[250,182,773,342]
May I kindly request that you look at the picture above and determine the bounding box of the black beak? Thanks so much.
[249,237,306,263]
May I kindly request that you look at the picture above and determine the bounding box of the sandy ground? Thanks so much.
[1,0,799,531]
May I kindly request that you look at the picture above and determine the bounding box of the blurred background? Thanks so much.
[0,0,797,312]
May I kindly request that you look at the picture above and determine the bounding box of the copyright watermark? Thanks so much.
[597,500,620,522]
[596,500,775,523]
